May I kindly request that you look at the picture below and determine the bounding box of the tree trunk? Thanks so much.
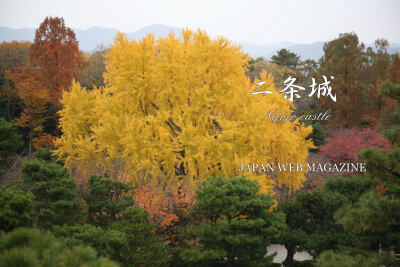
[28,130,32,159]
[284,247,295,267]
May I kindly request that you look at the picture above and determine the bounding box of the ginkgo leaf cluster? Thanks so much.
[55,29,314,193]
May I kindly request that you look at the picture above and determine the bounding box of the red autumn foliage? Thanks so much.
[376,184,389,196]
[134,184,195,239]
[30,16,86,108]
[319,127,391,163]
[388,53,400,83]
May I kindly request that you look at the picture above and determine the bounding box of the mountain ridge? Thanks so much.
[1,25,400,61]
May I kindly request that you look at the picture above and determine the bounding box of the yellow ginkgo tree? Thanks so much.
[55,29,314,193]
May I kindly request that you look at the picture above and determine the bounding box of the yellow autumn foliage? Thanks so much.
[55,29,313,193]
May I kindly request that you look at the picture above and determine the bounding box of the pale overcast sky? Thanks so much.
[1,0,399,44]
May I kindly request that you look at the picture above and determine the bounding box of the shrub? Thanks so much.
[319,127,391,163]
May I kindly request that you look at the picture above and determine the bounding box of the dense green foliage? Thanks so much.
[0,118,22,173]
[276,189,348,266]
[176,176,284,267]
[0,187,33,231]
[324,176,379,203]
[84,175,133,227]
[21,157,82,228]
[271,49,301,69]
[54,175,169,267]
[0,228,118,267]
[306,122,326,152]
[335,191,400,248]
[315,247,392,267]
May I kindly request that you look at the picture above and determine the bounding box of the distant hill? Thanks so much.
[240,41,294,60]
[126,24,181,41]
[240,42,325,61]
[74,27,119,51]
[0,27,35,42]
[266,42,325,61]
[243,41,400,61]
[0,24,181,52]
[1,25,400,61]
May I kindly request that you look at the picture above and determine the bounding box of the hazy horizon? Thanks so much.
[1,0,400,45]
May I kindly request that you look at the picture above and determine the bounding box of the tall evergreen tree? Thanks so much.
[0,187,34,232]
[276,189,348,266]
[176,176,284,267]
[83,174,133,228]
[0,118,22,172]
[359,81,400,184]
[21,156,82,229]
[271,49,300,69]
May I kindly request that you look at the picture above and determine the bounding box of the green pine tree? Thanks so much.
[271,49,300,69]
[0,227,118,267]
[359,81,400,185]
[55,175,168,266]
[0,118,22,175]
[0,187,34,231]
[83,175,133,228]
[21,156,82,229]
[176,175,284,267]
[276,189,348,266]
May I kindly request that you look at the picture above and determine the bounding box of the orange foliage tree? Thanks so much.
[0,41,31,121]
[30,16,86,108]
[363,39,393,126]
[7,66,50,156]
[6,17,87,153]
[318,33,366,127]
[388,53,400,83]
[134,184,194,243]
